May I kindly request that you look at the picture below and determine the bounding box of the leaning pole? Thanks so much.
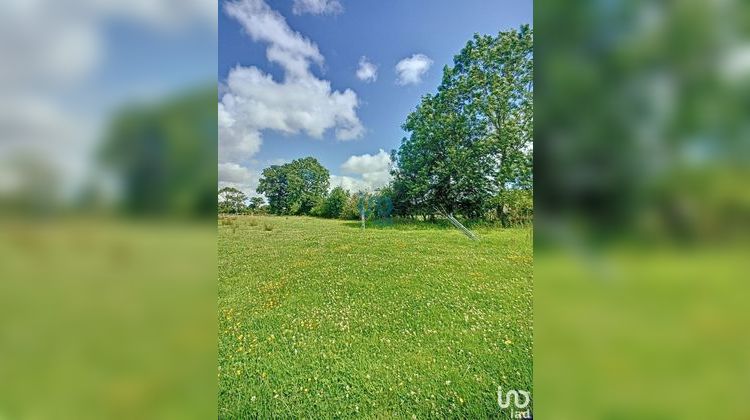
[438,207,479,241]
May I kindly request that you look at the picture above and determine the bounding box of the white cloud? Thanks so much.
[395,53,433,85]
[219,0,365,195]
[329,175,370,193]
[292,0,343,15]
[333,149,392,192]
[218,162,260,197]
[341,148,391,175]
[219,64,362,153]
[355,56,378,83]
[224,0,323,78]
[218,101,262,163]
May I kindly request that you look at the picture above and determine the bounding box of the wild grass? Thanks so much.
[218,216,532,418]
[344,216,530,232]
[219,215,235,226]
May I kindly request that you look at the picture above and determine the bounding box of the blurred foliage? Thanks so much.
[536,0,750,243]
[0,154,63,216]
[536,0,750,418]
[100,87,217,219]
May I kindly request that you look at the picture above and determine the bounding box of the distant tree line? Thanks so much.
[217,156,393,221]
[217,187,263,214]
[218,27,533,226]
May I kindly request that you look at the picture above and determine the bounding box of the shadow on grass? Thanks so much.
[341,218,503,231]
[342,219,442,230]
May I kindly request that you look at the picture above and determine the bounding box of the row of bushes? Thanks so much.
[304,187,532,227]
[309,187,394,221]
[219,186,532,227]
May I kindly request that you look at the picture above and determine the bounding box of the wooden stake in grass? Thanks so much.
[358,192,366,230]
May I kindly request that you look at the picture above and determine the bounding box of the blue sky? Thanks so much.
[218,0,532,195]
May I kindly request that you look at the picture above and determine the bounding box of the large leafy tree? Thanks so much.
[453,25,533,192]
[392,26,533,220]
[257,157,330,215]
[256,165,289,214]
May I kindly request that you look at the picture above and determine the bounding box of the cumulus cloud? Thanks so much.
[217,102,262,163]
[224,0,323,77]
[341,148,391,175]
[332,149,392,192]
[395,53,433,85]
[219,0,363,163]
[219,0,364,192]
[292,0,343,15]
[355,56,378,83]
[329,175,370,193]
[218,162,260,196]
[219,65,362,150]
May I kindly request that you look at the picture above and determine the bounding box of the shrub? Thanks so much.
[310,196,326,218]
[495,189,533,227]
[341,195,360,220]
[323,187,349,219]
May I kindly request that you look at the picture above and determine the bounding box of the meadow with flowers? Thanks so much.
[218,215,532,418]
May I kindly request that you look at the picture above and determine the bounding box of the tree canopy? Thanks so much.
[321,186,349,219]
[391,25,533,222]
[218,187,247,214]
[257,157,330,215]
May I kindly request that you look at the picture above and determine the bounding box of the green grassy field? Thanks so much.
[218,215,532,418]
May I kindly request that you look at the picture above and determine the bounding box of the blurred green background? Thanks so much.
[0,90,218,419]
[0,1,217,418]
[536,0,750,418]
